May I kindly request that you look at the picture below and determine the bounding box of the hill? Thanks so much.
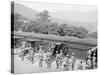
[14,3,38,20]
[50,10,97,32]
[13,3,97,32]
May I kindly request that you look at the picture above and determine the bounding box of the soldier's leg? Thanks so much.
[63,64,66,70]
[39,59,41,67]
[47,59,49,69]
[40,59,43,67]
[22,55,24,61]
[72,63,75,70]
[31,55,34,64]
[56,60,59,69]
[60,58,62,66]
[49,61,51,68]
[21,53,24,61]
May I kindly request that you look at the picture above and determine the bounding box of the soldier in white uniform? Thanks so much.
[87,50,92,57]
[56,51,60,69]
[68,58,73,70]
[20,41,26,61]
[86,57,92,69]
[92,53,97,69]
[70,52,76,70]
[46,51,52,69]
[78,60,84,70]
[39,46,44,67]
[59,50,63,66]
[63,54,70,71]
[85,50,92,69]
[29,47,34,64]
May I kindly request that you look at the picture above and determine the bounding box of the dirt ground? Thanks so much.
[14,53,86,74]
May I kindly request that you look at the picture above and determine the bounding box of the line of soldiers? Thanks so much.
[56,50,76,70]
[38,46,97,70]
[85,46,97,69]
[18,41,97,70]
[55,46,97,71]
[38,45,52,68]
[38,45,76,70]
[19,41,35,64]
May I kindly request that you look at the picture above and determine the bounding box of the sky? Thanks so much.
[15,1,97,13]
[14,1,97,32]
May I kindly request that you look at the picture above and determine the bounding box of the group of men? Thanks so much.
[19,41,35,63]
[85,46,97,69]
[55,50,76,70]
[18,41,97,71]
[38,45,53,68]
[38,45,97,70]
[38,44,76,70]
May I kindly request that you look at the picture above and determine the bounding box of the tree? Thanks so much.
[75,27,88,38]
[36,10,50,23]
[35,10,51,34]
[88,32,97,38]
[48,22,59,35]
[57,28,65,36]
[14,13,24,31]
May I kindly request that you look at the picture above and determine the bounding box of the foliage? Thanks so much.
[88,32,97,38]
[13,10,89,38]
[14,13,24,31]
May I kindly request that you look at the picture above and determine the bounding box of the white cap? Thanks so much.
[87,50,91,54]
[66,54,69,57]
[72,52,75,55]
[93,53,96,56]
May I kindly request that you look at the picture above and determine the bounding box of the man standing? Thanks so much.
[85,50,92,69]
[39,46,44,67]
[56,51,60,69]
[78,60,84,70]
[87,50,92,58]
[20,42,26,61]
[29,47,34,64]
[63,54,70,71]
[46,51,52,69]
[86,57,92,69]
[92,53,97,69]
[59,50,63,66]
[70,52,76,70]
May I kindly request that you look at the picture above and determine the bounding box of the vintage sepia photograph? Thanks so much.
[11,1,98,74]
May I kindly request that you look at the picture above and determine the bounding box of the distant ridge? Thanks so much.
[14,3,38,20]
[13,3,97,32]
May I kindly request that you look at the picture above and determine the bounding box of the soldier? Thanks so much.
[85,50,92,69]
[46,51,52,69]
[59,50,63,66]
[87,50,92,57]
[78,60,84,70]
[63,54,70,71]
[92,53,97,69]
[70,52,76,70]
[20,43,25,61]
[68,58,73,70]
[85,57,92,69]
[39,46,44,67]
[56,51,60,69]
[29,47,34,64]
